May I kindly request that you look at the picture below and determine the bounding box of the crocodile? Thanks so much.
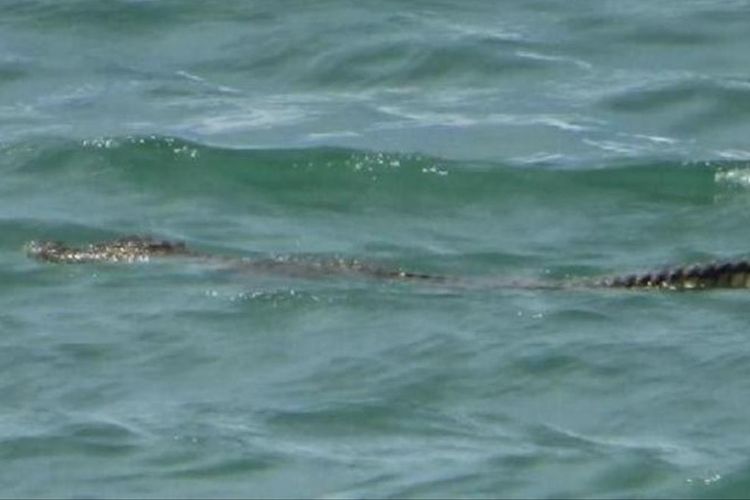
[23,236,441,281]
[24,235,750,291]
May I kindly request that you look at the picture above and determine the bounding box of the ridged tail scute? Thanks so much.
[604,260,750,290]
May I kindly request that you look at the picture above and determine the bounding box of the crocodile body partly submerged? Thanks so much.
[24,236,440,282]
[24,236,750,291]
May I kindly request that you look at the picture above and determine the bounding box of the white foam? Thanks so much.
[515,50,593,70]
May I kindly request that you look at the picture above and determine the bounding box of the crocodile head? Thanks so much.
[25,236,190,263]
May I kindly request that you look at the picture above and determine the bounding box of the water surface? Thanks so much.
[3,1,750,498]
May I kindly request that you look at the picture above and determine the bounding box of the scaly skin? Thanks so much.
[25,236,750,290]
[24,236,196,263]
[596,261,750,290]
[24,236,440,281]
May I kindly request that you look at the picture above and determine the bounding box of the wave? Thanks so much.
[2,134,734,196]
[5,134,750,276]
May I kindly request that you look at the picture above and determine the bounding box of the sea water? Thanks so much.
[3,1,750,497]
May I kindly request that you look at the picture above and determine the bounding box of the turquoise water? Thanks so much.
[4,1,750,498]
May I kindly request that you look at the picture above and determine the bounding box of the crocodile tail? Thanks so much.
[602,260,750,290]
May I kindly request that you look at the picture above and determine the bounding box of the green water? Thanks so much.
[4,1,750,498]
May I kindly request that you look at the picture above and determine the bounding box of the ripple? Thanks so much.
[0,414,146,460]
[601,76,750,132]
